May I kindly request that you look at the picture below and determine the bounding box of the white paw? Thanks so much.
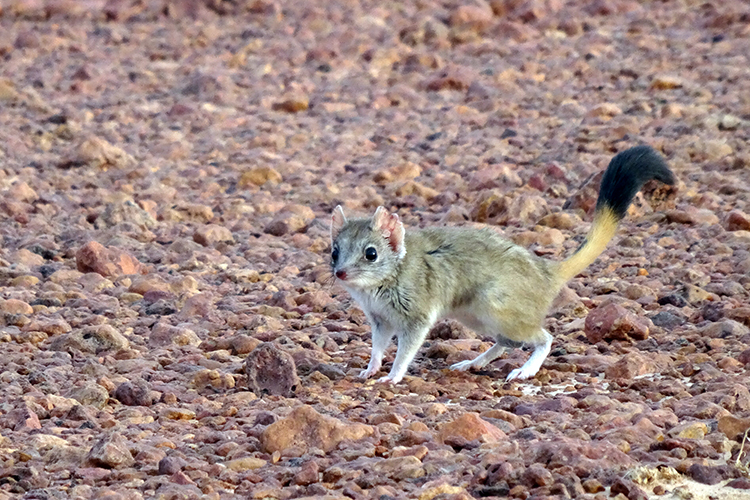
[506,366,536,382]
[450,359,477,372]
[376,374,403,385]
[359,367,378,380]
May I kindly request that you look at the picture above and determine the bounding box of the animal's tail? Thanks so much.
[555,145,675,282]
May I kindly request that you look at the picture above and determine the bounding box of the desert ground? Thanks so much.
[1,0,750,499]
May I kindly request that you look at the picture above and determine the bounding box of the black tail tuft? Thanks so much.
[596,145,675,220]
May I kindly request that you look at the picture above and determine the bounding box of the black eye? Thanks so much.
[331,247,339,262]
[365,247,377,262]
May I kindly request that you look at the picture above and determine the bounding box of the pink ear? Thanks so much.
[372,206,406,258]
[331,205,346,239]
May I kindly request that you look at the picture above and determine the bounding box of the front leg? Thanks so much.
[378,323,431,385]
[359,321,393,380]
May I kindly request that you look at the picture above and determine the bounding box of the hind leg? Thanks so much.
[450,343,506,371]
[506,329,553,382]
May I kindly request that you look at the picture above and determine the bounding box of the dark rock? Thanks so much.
[658,293,688,307]
[158,456,186,475]
[686,464,731,485]
[292,460,320,486]
[114,379,153,406]
[611,478,648,500]
[522,463,553,487]
[144,299,177,316]
[585,303,650,343]
[244,343,300,397]
[314,363,346,380]
[727,478,750,489]
[649,311,686,328]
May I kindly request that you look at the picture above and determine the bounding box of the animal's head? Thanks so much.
[329,205,406,289]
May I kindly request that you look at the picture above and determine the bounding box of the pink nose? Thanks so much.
[335,270,347,280]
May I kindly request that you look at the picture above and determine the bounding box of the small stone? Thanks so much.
[179,293,215,320]
[585,303,650,343]
[193,224,234,246]
[260,405,374,454]
[726,210,750,231]
[605,352,658,379]
[469,165,523,191]
[368,413,404,426]
[0,78,19,101]
[649,311,686,328]
[13,275,40,287]
[238,166,283,187]
[264,212,309,236]
[669,422,708,439]
[423,64,474,92]
[738,349,750,365]
[129,275,170,295]
[3,405,42,431]
[719,114,741,131]
[372,455,425,480]
[587,102,622,118]
[272,94,308,113]
[522,464,554,487]
[292,460,319,486]
[24,319,73,335]
[161,408,196,420]
[114,379,153,406]
[52,324,129,354]
[702,319,749,339]
[295,291,335,312]
[158,456,186,475]
[611,478,648,500]
[230,335,261,355]
[651,75,683,89]
[225,456,266,471]
[686,464,729,485]
[438,413,507,445]
[563,171,603,215]
[0,298,34,315]
[61,135,135,169]
[390,180,439,200]
[95,200,157,230]
[15,30,41,48]
[76,241,143,277]
[150,322,201,347]
[244,343,300,397]
[697,140,733,161]
[70,383,110,409]
[727,478,750,490]
[418,484,467,500]
[538,212,582,230]
[190,369,234,391]
[717,415,750,440]
[450,4,493,32]
[86,433,134,468]
[373,162,421,185]
[8,181,38,202]
[582,479,604,493]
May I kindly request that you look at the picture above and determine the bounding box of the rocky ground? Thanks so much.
[1,0,750,499]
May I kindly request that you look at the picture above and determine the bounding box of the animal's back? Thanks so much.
[398,226,558,322]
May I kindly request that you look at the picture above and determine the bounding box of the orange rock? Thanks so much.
[0,298,34,315]
[76,241,143,277]
[438,413,507,444]
[261,405,374,454]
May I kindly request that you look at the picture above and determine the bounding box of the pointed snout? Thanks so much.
[335,270,347,280]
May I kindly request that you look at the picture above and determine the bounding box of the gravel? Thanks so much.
[1,0,750,498]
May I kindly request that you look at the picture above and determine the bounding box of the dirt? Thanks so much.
[1,0,750,499]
